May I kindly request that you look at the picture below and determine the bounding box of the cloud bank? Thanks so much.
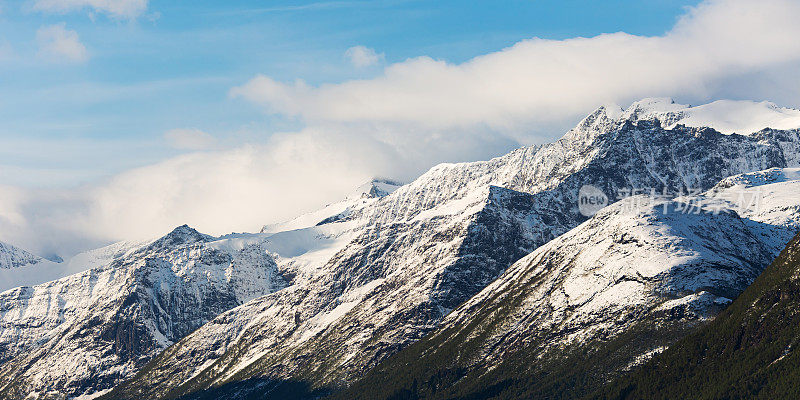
[233,0,800,142]
[4,0,800,260]
[0,125,516,258]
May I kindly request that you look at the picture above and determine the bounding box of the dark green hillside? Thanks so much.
[593,232,800,400]
[331,320,695,400]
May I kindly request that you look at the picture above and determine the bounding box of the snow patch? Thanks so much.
[619,98,800,135]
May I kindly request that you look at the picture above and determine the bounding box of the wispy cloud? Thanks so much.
[36,23,88,63]
[345,45,383,68]
[209,1,369,16]
[164,128,217,150]
[31,0,149,19]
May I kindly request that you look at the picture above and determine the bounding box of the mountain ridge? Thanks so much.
[1,99,799,399]
[0,241,43,271]
[104,101,800,400]
[335,172,800,400]
[0,225,285,399]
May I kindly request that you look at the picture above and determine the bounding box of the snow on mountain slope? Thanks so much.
[220,220,362,284]
[339,176,800,399]
[619,98,800,135]
[459,198,769,352]
[592,233,800,400]
[105,101,800,400]
[444,180,800,355]
[260,178,402,234]
[712,167,800,188]
[705,167,800,254]
[0,225,285,400]
[0,239,156,294]
[105,184,549,400]
[0,241,54,293]
[0,241,43,271]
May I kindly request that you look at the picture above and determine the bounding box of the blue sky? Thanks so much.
[0,0,701,187]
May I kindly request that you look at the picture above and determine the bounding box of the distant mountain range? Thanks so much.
[1,98,799,399]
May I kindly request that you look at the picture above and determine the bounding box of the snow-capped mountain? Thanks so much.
[0,241,65,294]
[346,178,403,200]
[0,225,285,399]
[704,167,800,254]
[260,178,402,234]
[106,184,548,400]
[338,171,800,399]
[105,100,800,400]
[0,239,157,294]
[0,241,43,270]
[610,97,800,135]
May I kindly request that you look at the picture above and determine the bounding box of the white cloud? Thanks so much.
[36,23,88,63]
[344,45,383,68]
[0,131,383,256]
[32,0,148,19]
[233,0,800,143]
[0,124,517,258]
[164,128,217,150]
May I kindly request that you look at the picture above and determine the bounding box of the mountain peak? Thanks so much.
[617,98,800,135]
[570,98,800,139]
[563,104,623,143]
[149,225,212,250]
[346,178,403,200]
[0,241,43,270]
[626,96,679,111]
